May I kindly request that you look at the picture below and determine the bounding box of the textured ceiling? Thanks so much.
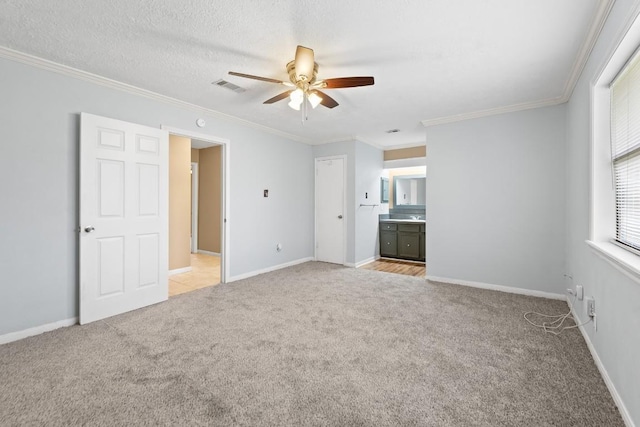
[0,0,610,148]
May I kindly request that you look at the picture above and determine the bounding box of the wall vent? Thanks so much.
[212,79,246,93]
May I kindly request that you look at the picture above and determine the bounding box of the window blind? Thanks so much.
[611,49,640,252]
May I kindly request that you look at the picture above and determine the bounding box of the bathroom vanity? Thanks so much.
[379,218,425,261]
[379,172,426,262]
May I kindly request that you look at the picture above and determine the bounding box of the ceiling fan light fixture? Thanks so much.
[288,88,304,110]
[308,92,322,109]
[288,99,301,110]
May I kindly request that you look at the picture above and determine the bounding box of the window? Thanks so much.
[611,50,640,253]
[589,8,640,279]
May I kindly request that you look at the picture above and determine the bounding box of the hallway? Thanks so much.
[169,253,220,296]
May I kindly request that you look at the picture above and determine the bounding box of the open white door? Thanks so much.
[316,157,345,264]
[80,113,169,324]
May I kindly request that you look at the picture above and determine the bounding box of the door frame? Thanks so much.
[162,125,230,283]
[190,161,199,254]
[314,155,347,265]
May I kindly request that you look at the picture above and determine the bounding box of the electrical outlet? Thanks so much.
[576,285,584,300]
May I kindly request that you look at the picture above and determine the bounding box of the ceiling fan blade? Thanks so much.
[294,45,315,82]
[228,71,285,84]
[263,91,292,104]
[314,90,339,109]
[321,76,375,89]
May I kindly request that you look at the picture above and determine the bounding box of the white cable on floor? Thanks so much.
[523,295,592,336]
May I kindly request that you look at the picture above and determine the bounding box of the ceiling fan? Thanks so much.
[228,45,374,120]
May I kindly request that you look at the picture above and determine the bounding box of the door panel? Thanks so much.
[138,233,159,288]
[316,158,345,264]
[97,237,125,296]
[80,113,168,324]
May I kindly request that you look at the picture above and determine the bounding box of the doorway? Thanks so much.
[168,139,223,297]
[164,126,230,290]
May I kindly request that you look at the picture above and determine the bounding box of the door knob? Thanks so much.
[84,226,95,233]
[338,215,343,219]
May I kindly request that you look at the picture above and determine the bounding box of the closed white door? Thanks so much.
[79,113,169,324]
[316,157,345,264]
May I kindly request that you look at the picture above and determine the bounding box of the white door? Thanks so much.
[79,113,169,324]
[316,157,345,264]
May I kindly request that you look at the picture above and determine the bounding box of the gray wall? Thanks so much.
[425,105,566,294]
[564,0,640,422]
[0,56,314,336]
[354,141,384,264]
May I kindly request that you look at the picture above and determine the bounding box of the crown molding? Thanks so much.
[353,136,385,150]
[561,0,616,101]
[421,96,565,128]
[0,46,313,145]
[315,135,358,145]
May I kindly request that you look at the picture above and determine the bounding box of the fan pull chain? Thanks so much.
[301,93,308,124]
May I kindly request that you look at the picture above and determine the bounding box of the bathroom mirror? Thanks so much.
[393,175,426,209]
[380,178,389,203]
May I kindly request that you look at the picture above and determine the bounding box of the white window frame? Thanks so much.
[589,7,640,282]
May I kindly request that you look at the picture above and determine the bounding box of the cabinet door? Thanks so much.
[419,232,425,261]
[398,232,420,259]
[380,231,397,257]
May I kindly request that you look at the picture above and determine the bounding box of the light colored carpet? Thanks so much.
[0,262,623,426]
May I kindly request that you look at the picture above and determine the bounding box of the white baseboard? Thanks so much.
[197,250,220,257]
[570,302,635,427]
[426,276,565,300]
[169,266,192,276]
[355,256,379,268]
[227,257,314,283]
[0,317,78,346]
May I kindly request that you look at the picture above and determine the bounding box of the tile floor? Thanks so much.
[169,253,221,297]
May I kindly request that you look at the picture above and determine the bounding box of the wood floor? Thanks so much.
[169,253,221,297]
[359,258,426,277]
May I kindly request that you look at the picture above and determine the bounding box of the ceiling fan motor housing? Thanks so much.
[287,60,319,86]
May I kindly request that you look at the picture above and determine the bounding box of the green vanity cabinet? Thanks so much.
[379,221,425,262]
[380,230,398,257]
